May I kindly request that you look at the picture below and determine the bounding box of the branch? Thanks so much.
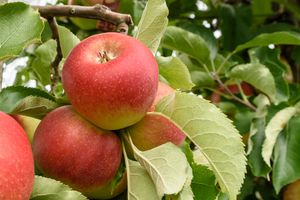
[33,4,133,26]
[212,73,257,111]
[47,17,62,93]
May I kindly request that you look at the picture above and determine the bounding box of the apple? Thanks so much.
[148,82,175,111]
[62,33,158,130]
[127,113,186,151]
[82,0,120,11]
[210,82,254,103]
[284,179,300,200]
[32,106,124,198]
[11,115,40,143]
[0,112,34,200]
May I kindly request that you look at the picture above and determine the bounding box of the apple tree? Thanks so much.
[0,0,300,200]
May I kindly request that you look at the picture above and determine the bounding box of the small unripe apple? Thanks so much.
[127,113,186,151]
[32,106,124,198]
[0,112,34,200]
[11,115,40,143]
[148,82,175,111]
[62,33,158,130]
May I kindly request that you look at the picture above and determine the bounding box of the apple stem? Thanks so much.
[98,51,111,63]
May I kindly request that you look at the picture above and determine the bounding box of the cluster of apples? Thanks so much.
[0,33,186,199]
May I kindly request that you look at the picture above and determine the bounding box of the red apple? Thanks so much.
[148,82,175,111]
[11,115,40,143]
[32,106,124,198]
[127,113,186,151]
[284,179,300,200]
[62,33,158,130]
[210,82,254,103]
[0,112,34,200]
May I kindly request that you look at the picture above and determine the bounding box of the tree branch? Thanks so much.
[47,17,62,93]
[212,73,257,111]
[34,4,133,26]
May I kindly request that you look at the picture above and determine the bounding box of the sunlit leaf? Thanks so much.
[157,56,194,90]
[0,2,44,60]
[229,63,276,102]
[262,107,296,167]
[156,92,246,200]
[134,0,168,53]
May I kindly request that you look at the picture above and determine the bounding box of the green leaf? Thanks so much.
[126,160,160,200]
[191,164,218,200]
[30,176,87,200]
[247,118,271,178]
[57,25,80,58]
[122,141,160,200]
[0,86,58,118]
[130,140,191,198]
[156,92,247,200]
[229,63,276,102]
[31,39,57,85]
[273,116,300,193]
[157,56,194,90]
[161,26,211,64]
[234,32,300,53]
[262,107,296,167]
[0,2,44,60]
[249,47,289,103]
[252,0,272,25]
[134,0,168,53]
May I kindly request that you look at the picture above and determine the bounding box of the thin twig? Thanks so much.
[34,4,133,26]
[47,17,62,93]
[213,73,257,111]
[0,61,3,91]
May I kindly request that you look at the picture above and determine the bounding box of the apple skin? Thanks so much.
[32,105,123,198]
[0,112,34,200]
[11,115,40,143]
[62,33,158,130]
[127,113,186,151]
[148,82,175,111]
[284,180,300,200]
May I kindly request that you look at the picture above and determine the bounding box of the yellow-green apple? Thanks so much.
[148,82,175,111]
[11,115,40,143]
[127,113,186,151]
[62,33,158,130]
[32,106,125,198]
[0,112,34,200]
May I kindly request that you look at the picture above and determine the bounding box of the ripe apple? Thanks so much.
[127,113,186,151]
[210,82,254,103]
[0,112,34,200]
[148,82,175,111]
[11,115,40,143]
[32,106,124,198]
[284,179,300,200]
[62,33,158,130]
